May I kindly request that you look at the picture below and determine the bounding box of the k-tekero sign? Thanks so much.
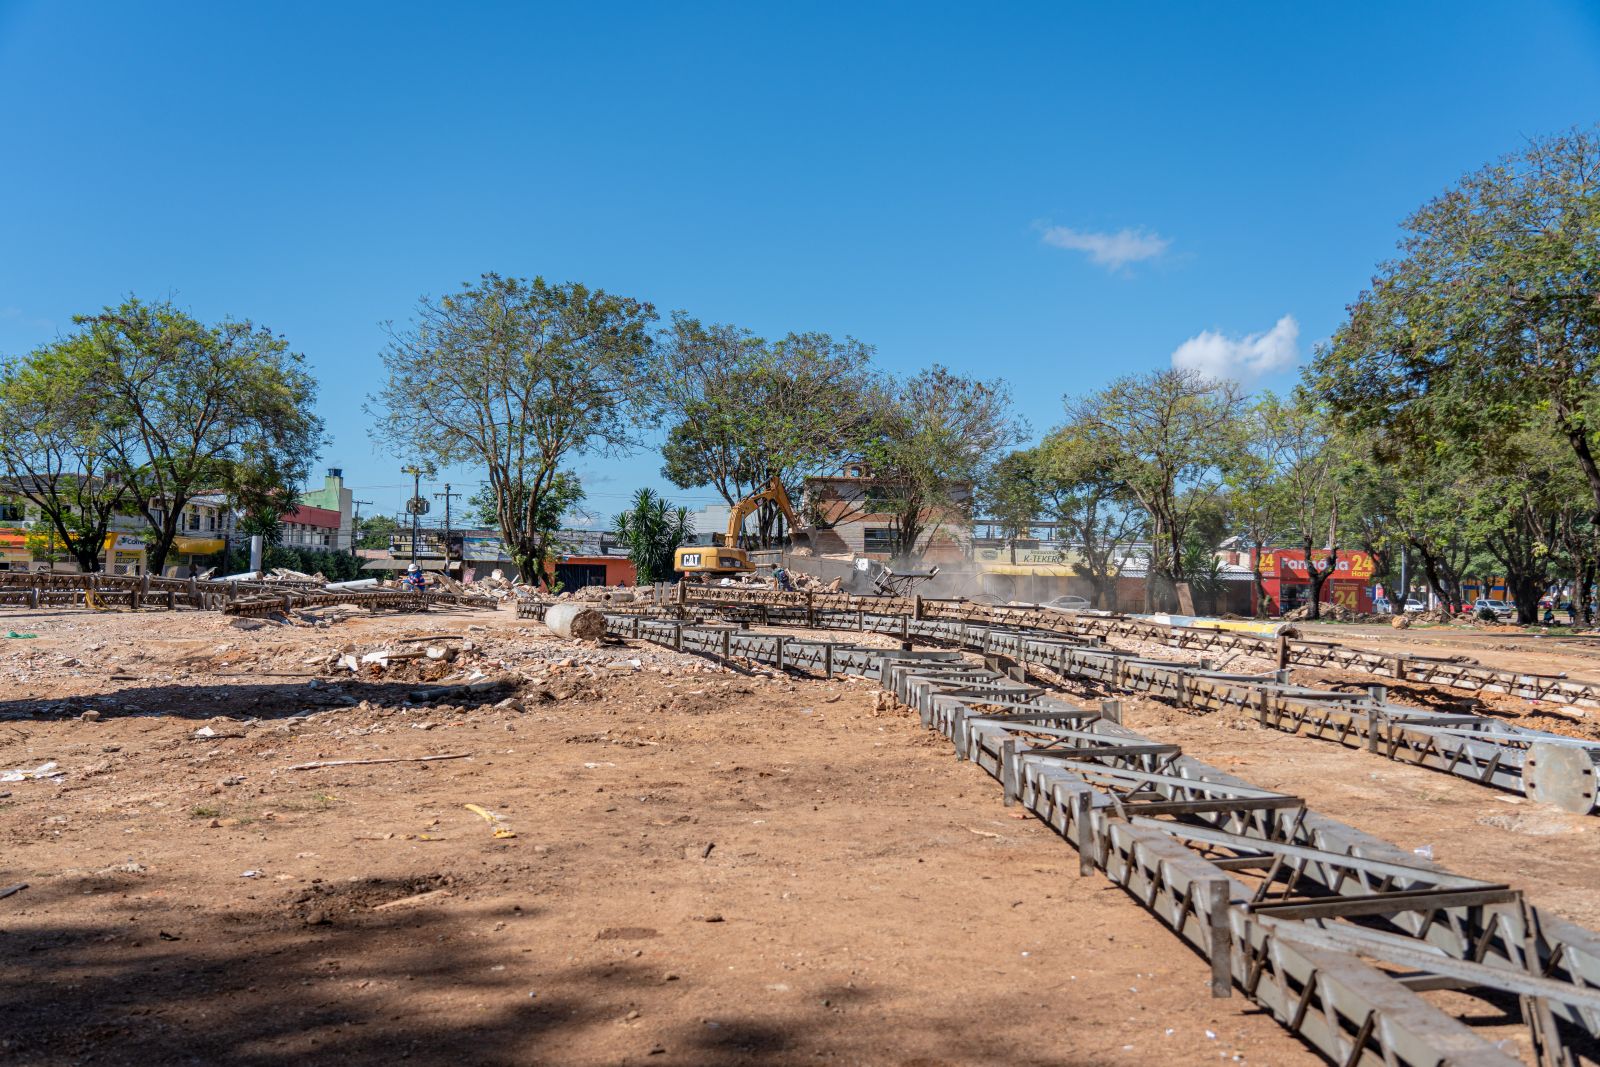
[1260,549,1376,581]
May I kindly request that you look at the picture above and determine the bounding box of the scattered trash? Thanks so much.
[1412,845,1435,861]
[372,888,454,911]
[2,762,63,783]
[0,883,28,900]
[193,723,249,739]
[6,631,38,639]
[465,803,517,838]
[284,753,471,771]
[240,870,262,878]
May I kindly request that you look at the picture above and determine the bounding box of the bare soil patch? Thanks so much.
[0,606,1312,1067]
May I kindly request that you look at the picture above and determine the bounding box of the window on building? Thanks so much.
[187,512,200,530]
[863,527,897,554]
[0,501,23,521]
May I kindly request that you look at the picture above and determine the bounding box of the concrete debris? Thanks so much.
[543,603,607,641]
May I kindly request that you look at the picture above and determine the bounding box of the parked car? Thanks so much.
[1041,595,1092,613]
[1403,598,1426,613]
[1373,596,1390,613]
[1473,598,1516,619]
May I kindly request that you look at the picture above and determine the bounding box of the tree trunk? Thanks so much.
[1554,396,1600,524]
[1583,559,1596,625]
[1303,536,1321,621]
[1510,573,1543,625]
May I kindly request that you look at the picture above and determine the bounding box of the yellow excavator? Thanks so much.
[674,476,810,578]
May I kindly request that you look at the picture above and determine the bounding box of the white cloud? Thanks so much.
[1039,225,1170,270]
[1170,315,1300,384]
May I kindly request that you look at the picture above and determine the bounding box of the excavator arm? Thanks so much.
[721,477,805,547]
[676,477,810,579]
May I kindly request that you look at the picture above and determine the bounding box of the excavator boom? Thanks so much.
[675,476,810,578]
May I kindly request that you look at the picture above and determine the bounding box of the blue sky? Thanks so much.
[3,2,1599,524]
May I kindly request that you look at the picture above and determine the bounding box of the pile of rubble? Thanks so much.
[1282,602,1380,623]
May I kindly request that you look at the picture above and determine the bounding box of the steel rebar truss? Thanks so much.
[518,599,1600,1066]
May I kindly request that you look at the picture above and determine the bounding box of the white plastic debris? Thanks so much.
[2,761,63,782]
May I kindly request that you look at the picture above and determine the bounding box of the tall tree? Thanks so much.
[656,314,881,547]
[355,514,401,551]
[1226,399,1291,617]
[0,336,132,573]
[1464,425,1575,623]
[1312,128,1600,520]
[1064,369,1244,610]
[844,366,1025,559]
[613,488,693,585]
[979,451,1044,564]
[1263,393,1342,619]
[370,273,656,585]
[81,299,324,572]
[1032,429,1146,609]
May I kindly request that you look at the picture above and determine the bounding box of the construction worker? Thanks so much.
[403,563,427,592]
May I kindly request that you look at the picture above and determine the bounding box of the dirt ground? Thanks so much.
[0,605,1316,1067]
[7,603,1600,1067]
[1300,620,1600,682]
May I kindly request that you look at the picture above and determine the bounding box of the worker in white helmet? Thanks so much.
[403,562,427,592]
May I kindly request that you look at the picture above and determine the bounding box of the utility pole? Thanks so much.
[402,465,426,566]
[350,499,373,559]
[434,483,460,578]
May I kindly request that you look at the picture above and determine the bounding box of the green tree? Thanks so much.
[1463,424,1578,623]
[656,315,881,547]
[1225,400,1289,617]
[842,366,1025,560]
[1326,427,1403,610]
[1262,393,1342,620]
[370,273,655,583]
[78,298,324,572]
[1031,429,1146,609]
[355,514,401,551]
[613,488,693,585]
[1312,128,1600,520]
[1063,368,1245,610]
[0,336,133,572]
[979,451,1044,564]
[225,452,302,547]
[466,473,584,584]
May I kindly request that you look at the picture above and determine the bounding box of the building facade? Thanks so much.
[802,466,971,563]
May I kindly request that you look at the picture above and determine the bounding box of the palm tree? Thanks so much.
[613,488,693,584]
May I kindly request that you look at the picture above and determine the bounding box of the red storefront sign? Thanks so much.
[1258,549,1376,614]
[1260,549,1375,582]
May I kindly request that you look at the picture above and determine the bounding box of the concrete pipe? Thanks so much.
[544,602,607,641]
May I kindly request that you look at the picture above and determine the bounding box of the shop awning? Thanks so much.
[362,558,455,571]
[977,564,1079,577]
[173,537,226,555]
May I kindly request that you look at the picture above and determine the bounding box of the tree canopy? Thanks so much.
[655,314,881,547]
[0,297,322,572]
[370,273,654,585]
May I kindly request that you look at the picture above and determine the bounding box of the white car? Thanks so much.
[1041,595,1092,613]
[1403,598,1426,613]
